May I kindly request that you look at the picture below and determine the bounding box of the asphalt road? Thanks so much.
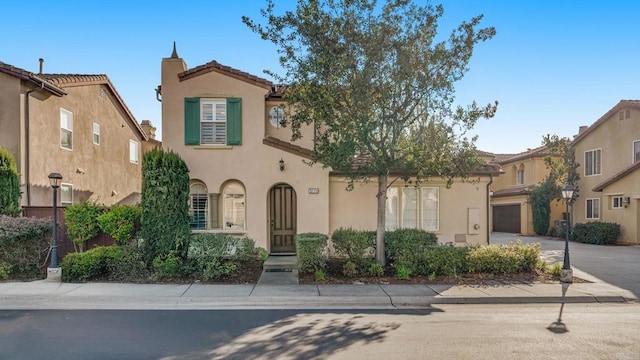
[1,305,638,359]
[491,232,640,297]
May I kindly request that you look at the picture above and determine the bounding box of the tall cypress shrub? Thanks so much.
[139,149,190,264]
[0,147,20,217]
[529,180,555,236]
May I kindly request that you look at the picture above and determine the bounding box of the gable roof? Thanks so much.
[0,61,66,96]
[179,60,273,90]
[592,161,640,192]
[573,100,640,146]
[39,73,147,141]
[492,145,552,165]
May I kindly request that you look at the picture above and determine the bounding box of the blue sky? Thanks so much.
[2,0,638,154]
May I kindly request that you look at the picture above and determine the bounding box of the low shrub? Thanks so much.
[97,205,141,245]
[0,215,52,279]
[187,233,257,280]
[153,251,190,279]
[417,245,470,277]
[296,233,328,273]
[342,260,358,277]
[467,242,540,274]
[395,265,412,280]
[384,228,438,273]
[363,261,384,277]
[105,245,150,282]
[571,222,620,245]
[331,228,375,267]
[61,246,122,282]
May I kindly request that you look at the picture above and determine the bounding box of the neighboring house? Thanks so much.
[572,100,640,244]
[0,60,151,208]
[488,146,564,235]
[160,45,501,253]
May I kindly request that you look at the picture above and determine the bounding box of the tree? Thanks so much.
[0,147,20,217]
[139,149,191,264]
[529,135,580,235]
[244,0,497,264]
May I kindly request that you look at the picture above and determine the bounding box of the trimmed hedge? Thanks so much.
[296,233,328,273]
[331,227,375,268]
[0,147,20,217]
[61,246,122,282]
[571,222,620,245]
[0,215,52,279]
[65,202,104,252]
[467,242,540,274]
[97,205,141,245]
[417,245,470,277]
[384,228,438,272]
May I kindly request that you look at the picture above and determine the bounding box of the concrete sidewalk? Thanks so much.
[0,278,636,310]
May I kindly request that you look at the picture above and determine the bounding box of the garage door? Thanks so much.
[493,205,521,233]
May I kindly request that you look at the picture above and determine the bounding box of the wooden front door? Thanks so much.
[269,184,297,253]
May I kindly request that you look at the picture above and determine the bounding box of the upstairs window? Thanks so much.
[516,164,525,185]
[60,108,73,150]
[184,98,242,146]
[634,140,640,163]
[93,123,100,145]
[60,183,73,205]
[584,149,601,176]
[129,140,139,164]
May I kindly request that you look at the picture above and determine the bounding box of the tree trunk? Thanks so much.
[375,174,388,266]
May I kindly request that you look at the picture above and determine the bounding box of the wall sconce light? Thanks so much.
[279,158,285,172]
[623,197,631,207]
[111,190,118,197]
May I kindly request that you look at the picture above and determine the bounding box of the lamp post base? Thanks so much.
[560,269,573,283]
[46,267,62,282]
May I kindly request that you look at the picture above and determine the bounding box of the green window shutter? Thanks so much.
[184,97,200,145]
[226,98,242,145]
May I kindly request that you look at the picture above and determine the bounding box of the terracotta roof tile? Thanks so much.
[262,136,314,160]
[495,145,552,165]
[0,61,66,96]
[179,60,273,89]
[592,161,640,192]
[39,74,109,86]
[492,186,532,198]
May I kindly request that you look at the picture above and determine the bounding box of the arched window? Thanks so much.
[516,164,525,185]
[222,182,245,230]
[189,181,208,230]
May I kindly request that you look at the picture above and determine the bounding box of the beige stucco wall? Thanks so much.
[26,83,143,207]
[329,176,492,246]
[161,57,330,250]
[573,107,640,243]
[265,99,315,149]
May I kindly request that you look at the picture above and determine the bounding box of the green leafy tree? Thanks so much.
[244,0,497,264]
[139,149,190,264]
[0,147,21,217]
[64,202,104,252]
[97,205,142,245]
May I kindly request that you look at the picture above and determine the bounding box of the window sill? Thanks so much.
[193,145,233,150]
[191,229,247,235]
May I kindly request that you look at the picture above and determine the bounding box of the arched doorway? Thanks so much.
[269,183,297,253]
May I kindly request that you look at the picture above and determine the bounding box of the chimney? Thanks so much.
[140,120,156,139]
[39,58,43,74]
[579,125,588,134]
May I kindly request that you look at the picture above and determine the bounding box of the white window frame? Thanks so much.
[421,187,439,231]
[200,99,227,145]
[60,108,73,150]
[93,123,100,145]
[189,183,209,230]
[584,149,602,176]
[633,140,640,163]
[586,198,600,219]
[222,182,245,231]
[60,183,73,205]
[401,187,419,229]
[386,186,439,231]
[612,196,624,210]
[129,140,139,164]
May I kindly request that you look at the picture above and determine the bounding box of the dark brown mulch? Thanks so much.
[298,258,589,286]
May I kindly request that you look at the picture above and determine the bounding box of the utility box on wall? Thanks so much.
[468,207,480,235]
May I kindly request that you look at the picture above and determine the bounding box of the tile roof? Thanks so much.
[493,145,552,165]
[179,60,273,89]
[573,100,640,146]
[492,186,532,198]
[0,61,66,96]
[592,161,640,192]
[262,136,314,160]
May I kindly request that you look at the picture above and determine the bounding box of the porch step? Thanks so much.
[256,269,299,285]
[263,255,298,271]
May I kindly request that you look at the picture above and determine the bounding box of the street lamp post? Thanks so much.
[48,173,63,278]
[560,184,574,283]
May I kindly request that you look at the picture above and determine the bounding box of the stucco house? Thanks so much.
[572,100,640,244]
[489,147,563,235]
[159,46,501,253]
[0,59,152,208]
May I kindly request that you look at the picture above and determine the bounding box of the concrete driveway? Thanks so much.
[491,232,640,297]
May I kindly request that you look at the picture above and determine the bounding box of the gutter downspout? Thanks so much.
[486,173,494,244]
[24,83,45,206]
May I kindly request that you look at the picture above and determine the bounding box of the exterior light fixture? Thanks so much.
[279,158,285,172]
[560,184,574,283]
[47,172,63,271]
